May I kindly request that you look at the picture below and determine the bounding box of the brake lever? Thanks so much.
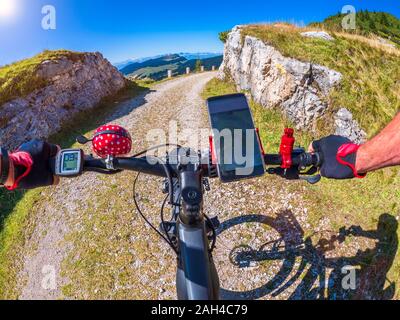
[76,135,92,145]
[267,167,299,180]
[298,166,321,184]
[267,166,322,184]
[299,174,321,184]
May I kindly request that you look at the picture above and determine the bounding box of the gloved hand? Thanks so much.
[7,140,60,190]
[309,135,366,180]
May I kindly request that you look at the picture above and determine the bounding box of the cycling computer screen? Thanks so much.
[207,94,265,183]
[55,149,83,177]
[63,152,79,172]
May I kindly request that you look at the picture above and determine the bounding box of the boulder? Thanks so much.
[334,108,367,144]
[376,37,397,49]
[219,26,366,143]
[300,31,334,41]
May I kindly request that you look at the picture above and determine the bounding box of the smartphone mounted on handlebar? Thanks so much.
[206,94,265,183]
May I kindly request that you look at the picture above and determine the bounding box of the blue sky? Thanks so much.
[0,0,399,66]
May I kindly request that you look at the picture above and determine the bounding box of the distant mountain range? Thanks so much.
[117,53,223,81]
[114,52,222,70]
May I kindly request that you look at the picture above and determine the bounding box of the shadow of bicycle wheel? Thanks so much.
[216,211,304,300]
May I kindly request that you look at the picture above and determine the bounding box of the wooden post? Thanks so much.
[201,66,205,72]
[212,65,216,71]
[168,70,172,78]
[186,67,190,74]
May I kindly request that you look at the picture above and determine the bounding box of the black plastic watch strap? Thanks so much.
[0,147,10,185]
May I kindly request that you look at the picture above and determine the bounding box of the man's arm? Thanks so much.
[356,112,400,174]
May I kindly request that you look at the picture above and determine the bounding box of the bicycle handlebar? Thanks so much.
[82,150,322,179]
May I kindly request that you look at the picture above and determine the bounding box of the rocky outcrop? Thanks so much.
[377,36,397,49]
[300,31,334,41]
[219,26,366,143]
[334,108,366,144]
[0,52,126,149]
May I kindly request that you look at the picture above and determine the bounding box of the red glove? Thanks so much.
[1,140,60,190]
[6,151,34,190]
[312,135,366,179]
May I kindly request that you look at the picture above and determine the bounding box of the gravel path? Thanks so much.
[15,72,371,300]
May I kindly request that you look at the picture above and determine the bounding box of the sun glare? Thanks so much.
[0,0,16,18]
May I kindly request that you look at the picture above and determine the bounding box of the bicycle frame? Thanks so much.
[169,158,220,300]
[176,217,220,300]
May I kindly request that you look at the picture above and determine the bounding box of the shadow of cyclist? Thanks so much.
[323,213,398,300]
[218,212,398,300]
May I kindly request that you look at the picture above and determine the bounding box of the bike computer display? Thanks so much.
[55,149,84,177]
[207,93,265,183]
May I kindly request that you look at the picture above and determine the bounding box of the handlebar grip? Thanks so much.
[296,152,322,168]
[264,152,322,168]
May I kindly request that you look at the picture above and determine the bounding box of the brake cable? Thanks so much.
[131,143,182,158]
[205,214,217,252]
[160,191,178,253]
[131,144,183,255]
[133,143,181,205]
[132,173,178,255]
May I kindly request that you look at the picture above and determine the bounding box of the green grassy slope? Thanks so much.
[310,11,400,46]
[0,50,86,108]
[120,54,186,75]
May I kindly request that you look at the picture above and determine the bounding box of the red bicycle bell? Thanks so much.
[92,125,132,158]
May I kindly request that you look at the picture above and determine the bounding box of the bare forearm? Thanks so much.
[356,112,400,173]
[0,150,15,187]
